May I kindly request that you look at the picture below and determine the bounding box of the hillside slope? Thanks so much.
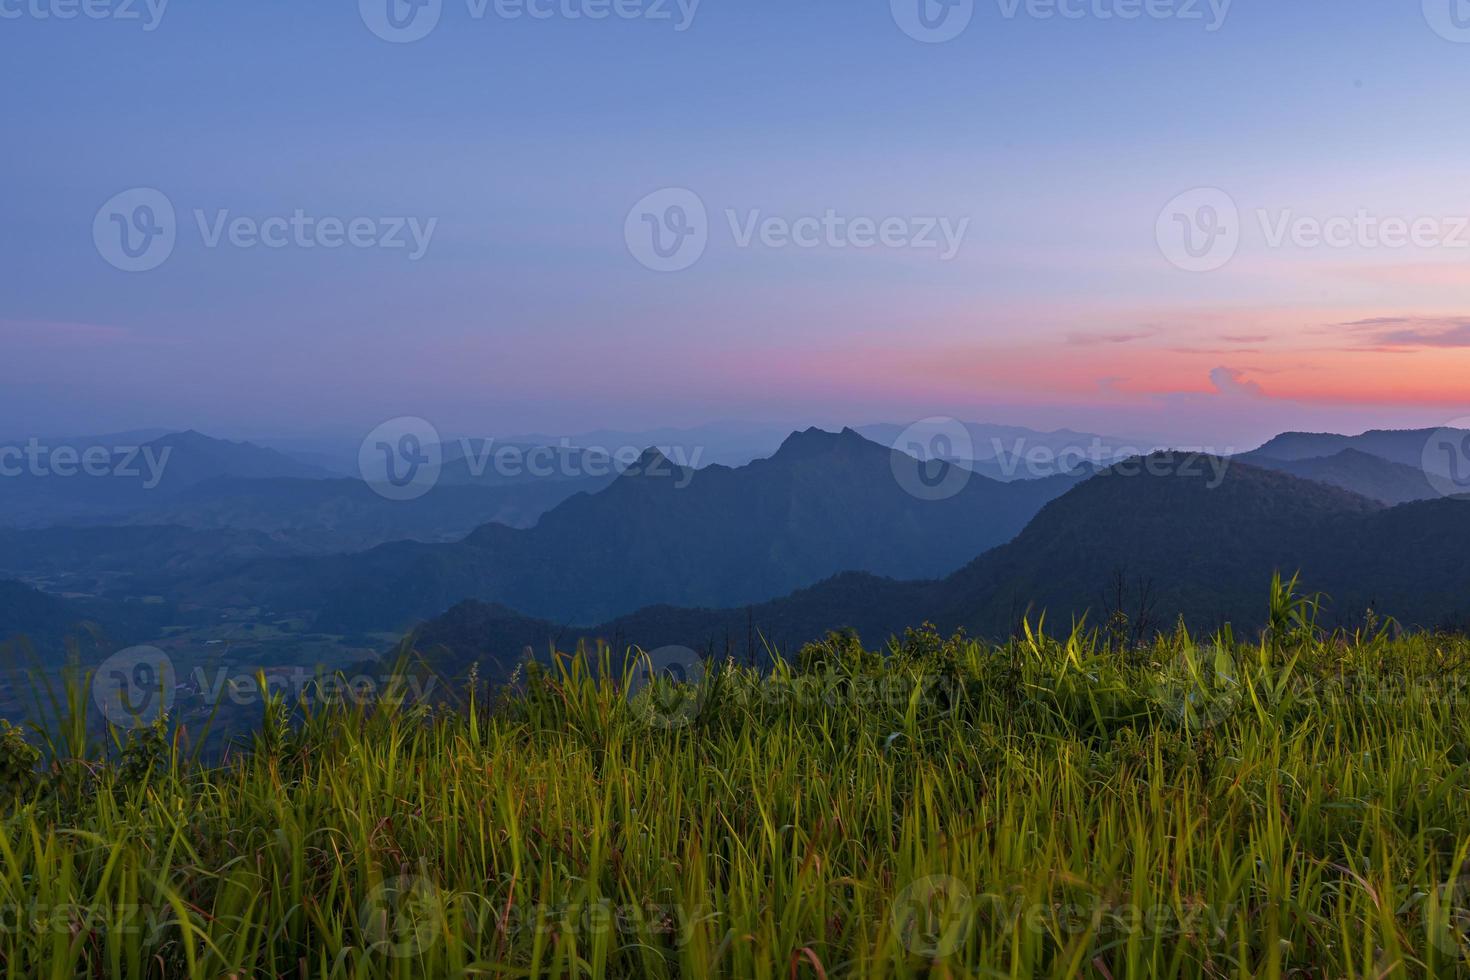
[1238,448,1441,504]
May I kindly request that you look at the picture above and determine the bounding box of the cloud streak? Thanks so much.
[1066,329,1156,346]
[1338,316,1470,349]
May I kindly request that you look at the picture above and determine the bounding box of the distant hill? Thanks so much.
[926,456,1384,636]
[186,428,1083,632]
[1249,427,1468,479]
[403,455,1470,680]
[1238,449,1441,505]
[929,457,1468,635]
[120,474,612,551]
[0,431,603,546]
[133,430,332,487]
[0,430,334,527]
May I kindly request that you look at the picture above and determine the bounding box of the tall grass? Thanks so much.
[2,593,1469,977]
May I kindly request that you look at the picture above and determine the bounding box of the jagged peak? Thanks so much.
[611,446,691,483]
[773,426,870,460]
[632,446,671,469]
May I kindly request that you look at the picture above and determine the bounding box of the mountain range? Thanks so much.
[175,428,1084,631]
[4,423,1467,681]
[0,430,330,526]
[409,452,1470,681]
[1246,427,1470,480]
[1238,449,1441,505]
[0,430,614,551]
[854,421,1150,482]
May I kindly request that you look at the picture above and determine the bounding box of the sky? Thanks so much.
[2,0,1469,449]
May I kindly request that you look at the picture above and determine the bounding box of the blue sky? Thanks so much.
[3,0,1469,445]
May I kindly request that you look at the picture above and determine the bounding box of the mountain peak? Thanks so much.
[630,446,674,472]
[773,427,869,460]
[604,446,691,486]
[131,430,329,482]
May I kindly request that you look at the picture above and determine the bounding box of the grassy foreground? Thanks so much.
[3,583,1470,978]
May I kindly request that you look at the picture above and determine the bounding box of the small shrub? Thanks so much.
[0,720,39,805]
